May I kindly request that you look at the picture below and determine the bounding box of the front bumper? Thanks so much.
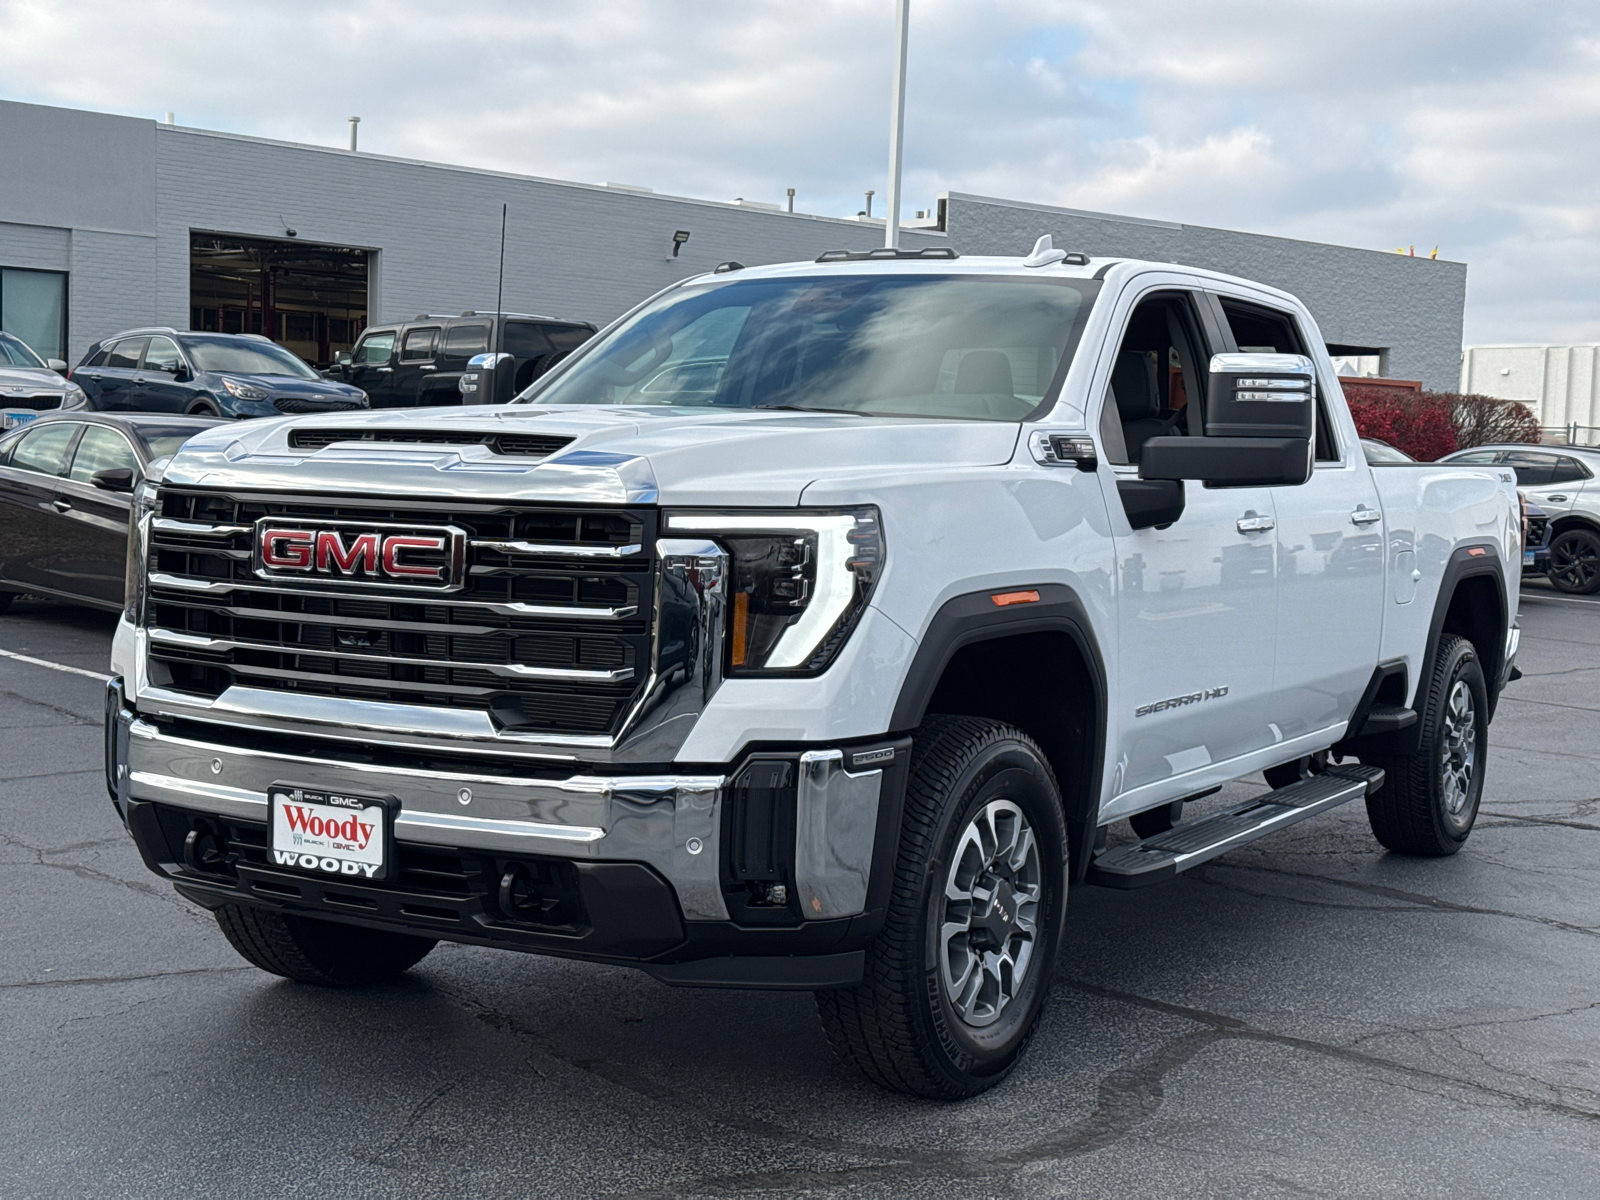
[108,680,906,987]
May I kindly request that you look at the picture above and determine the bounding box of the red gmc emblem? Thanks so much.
[254,520,465,591]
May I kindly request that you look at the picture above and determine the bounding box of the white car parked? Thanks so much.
[1440,444,1600,593]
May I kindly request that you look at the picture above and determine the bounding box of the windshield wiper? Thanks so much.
[752,404,864,416]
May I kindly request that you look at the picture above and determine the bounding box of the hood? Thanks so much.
[0,366,69,393]
[161,404,1022,506]
[216,372,361,398]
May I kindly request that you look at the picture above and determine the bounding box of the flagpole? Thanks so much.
[883,0,910,249]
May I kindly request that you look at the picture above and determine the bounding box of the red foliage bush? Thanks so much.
[1342,383,1541,460]
[1344,384,1458,461]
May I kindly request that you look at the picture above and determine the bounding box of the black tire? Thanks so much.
[814,715,1069,1099]
[1364,634,1488,856]
[186,400,221,417]
[1548,528,1600,594]
[215,904,436,985]
[1129,801,1182,839]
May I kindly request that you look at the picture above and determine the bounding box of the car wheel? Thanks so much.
[1548,529,1600,594]
[186,400,221,417]
[813,715,1068,1099]
[215,904,436,985]
[1363,634,1487,856]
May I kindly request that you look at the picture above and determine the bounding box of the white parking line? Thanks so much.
[0,647,110,681]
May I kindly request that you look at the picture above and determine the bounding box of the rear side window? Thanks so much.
[68,426,139,483]
[502,322,551,358]
[1550,456,1590,484]
[443,324,489,356]
[1502,450,1556,487]
[353,332,395,365]
[105,338,147,369]
[1217,299,1339,463]
[543,324,592,354]
[84,345,112,367]
[401,327,438,361]
[10,422,77,476]
[1449,451,1498,464]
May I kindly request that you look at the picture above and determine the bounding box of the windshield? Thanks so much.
[184,337,319,379]
[0,332,48,369]
[520,274,1097,421]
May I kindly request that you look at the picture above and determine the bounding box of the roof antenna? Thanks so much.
[1023,234,1068,268]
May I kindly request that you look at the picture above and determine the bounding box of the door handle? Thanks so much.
[1545,494,1568,503]
[418,364,436,371]
[1350,506,1382,526]
[376,367,393,373]
[1236,514,1275,533]
[52,499,72,513]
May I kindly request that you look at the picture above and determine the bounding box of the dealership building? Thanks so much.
[2,97,1466,389]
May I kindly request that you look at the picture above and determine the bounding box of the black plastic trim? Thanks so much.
[888,583,1107,883]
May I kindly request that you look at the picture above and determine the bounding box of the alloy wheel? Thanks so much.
[1439,678,1477,828]
[938,799,1043,1028]
[1550,533,1600,592]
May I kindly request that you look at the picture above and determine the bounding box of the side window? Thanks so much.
[67,426,139,483]
[1450,450,1499,464]
[442,324,490,357]
[10,422,78,476]
[1502,450,1557,488]
[143,337,182,373]
[1217,299,1339,462]
[352,332,395,365]
[401,327,439,362]
[1103,292,1211,465]
[542,324,593,355]
[105,338,147,369]
[1550,456,1590,485]
[85,345,112,367]
[0,429,23,465]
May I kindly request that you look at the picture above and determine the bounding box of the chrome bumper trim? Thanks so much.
[124,716,729,918]
[795,750,883,920]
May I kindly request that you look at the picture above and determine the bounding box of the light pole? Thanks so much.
[883,0,910,249]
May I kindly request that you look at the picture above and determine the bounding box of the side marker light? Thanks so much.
[991,590,1041,607]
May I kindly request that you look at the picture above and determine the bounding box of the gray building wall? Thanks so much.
[941,193,1467,391]
[4,98,1467,390]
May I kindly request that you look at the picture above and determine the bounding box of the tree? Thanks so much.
[1343,384,1458,461]
[1448,391,1541,449]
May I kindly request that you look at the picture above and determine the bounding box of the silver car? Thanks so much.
[0,331,88,431]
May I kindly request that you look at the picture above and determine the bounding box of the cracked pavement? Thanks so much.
[3,584,1599,1198]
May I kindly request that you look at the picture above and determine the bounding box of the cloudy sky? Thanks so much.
[3,0,1597,345]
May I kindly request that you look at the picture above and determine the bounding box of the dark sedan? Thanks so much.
[0,413,221,612]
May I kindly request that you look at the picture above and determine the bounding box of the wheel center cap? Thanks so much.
[972,876,1019,943]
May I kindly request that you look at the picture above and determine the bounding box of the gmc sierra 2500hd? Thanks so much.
[106,240,1520,1098]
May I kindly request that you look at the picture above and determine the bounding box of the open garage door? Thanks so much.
[190,233,369,369]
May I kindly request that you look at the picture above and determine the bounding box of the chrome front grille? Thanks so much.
[146,488,655,737]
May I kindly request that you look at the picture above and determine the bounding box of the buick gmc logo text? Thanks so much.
[255,522,463,589]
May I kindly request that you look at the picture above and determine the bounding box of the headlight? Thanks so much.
[222,378,272,402]
[124,478,159,624]
[61,383,87,408]
[663,507,883,674]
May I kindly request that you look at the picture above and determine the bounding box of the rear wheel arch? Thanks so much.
[1415,545,1507,725]
[890,585,1106,882]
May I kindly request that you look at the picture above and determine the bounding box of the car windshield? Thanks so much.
[0,332,48,369]
[519,273,1097,421]
[183,337,319,379]
[133,424,214,458]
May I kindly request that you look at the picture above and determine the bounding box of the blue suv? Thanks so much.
[71,329,369,419]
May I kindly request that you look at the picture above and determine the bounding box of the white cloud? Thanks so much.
[2,0,1599,342]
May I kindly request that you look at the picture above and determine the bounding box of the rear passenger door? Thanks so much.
[392,326,440,407]
[435,322,489,403]
[84,338,146,411]
[0,421,80,591]
[1211,293,1384,742]
[1506,450,1587,519]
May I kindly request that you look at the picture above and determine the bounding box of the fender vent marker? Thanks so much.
[991,590,1041,607]
[1468,547,1487,557]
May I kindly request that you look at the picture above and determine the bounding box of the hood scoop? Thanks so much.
[288,428,574,457]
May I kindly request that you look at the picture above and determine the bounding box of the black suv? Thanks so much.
[71,330,369,419]
[329,312,596,408]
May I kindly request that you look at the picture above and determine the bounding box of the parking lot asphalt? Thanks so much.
[3,586,1600,1199]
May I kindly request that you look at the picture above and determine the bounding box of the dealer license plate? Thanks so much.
[268,785,395,882]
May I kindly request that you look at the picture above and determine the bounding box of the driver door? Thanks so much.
[1096,286,1280,813]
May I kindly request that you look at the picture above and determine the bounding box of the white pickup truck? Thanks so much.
[106,241,1520,1098]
